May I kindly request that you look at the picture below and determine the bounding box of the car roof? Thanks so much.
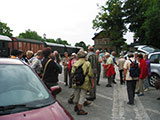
[0,58,24,65]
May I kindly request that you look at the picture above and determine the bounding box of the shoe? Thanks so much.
[113,81,117,84]
[127,102,134,105]
[83,101,91,106]
[68,99,74,104]
[144,88,149,92]
[77,109,88,115]
[86,97,95,101]
[97,83,100,86]
[157,97,160,100]
[135,91,139,94]
[74,105,78,112]
[106,84,112,87]
[137,93,144,96]
[68,86,72,88]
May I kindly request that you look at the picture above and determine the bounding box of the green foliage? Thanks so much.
[46,38,56,43]
[75,41,88,51]
[0,21,13,37]
[55,38,70,45]
[123,0,160,48]
[141,0,160,48]
[93,0,126,51]
[18,29,42,40]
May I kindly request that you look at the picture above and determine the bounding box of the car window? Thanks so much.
[0,65,53,106]
[141,46,156,53]
[149,54,160,63]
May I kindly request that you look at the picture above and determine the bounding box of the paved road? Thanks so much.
[56,66,160,120]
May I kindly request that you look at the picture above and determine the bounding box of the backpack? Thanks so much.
[72,63,88,86]
[129,59,141,78]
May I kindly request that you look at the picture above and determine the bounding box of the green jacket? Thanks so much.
[71,58,94,90]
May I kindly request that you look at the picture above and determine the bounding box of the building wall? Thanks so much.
[93,32,116,53]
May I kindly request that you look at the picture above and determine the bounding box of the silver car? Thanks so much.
[148,52,160,87]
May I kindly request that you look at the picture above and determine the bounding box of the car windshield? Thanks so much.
[141,46,159,53]
[0,65,54,108]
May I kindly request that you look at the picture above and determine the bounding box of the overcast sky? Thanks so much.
[0,0,133,46]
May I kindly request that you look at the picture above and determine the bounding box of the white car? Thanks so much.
[134,45,159,54]
[148,52,160,87]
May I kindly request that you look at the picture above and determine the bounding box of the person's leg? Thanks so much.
[132,80,137,100]
[126,81,134,104]
[135,80,140,93]
[119,70,123,84]
[73,88,80,112]
[138,79,144,95]
[144,77,149,91]
[97,70,100,85]
[77,89,88,115]
[112,73,116,84]
[94,75,97,98]
[69,71,72,88]
[64,68,67,85]
[87,74,96,100]
[106,76,112,87]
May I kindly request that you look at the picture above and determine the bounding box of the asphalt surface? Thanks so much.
[56,66,160,120]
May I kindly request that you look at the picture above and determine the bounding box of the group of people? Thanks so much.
[9,46,158,115]
[10,48,62,89]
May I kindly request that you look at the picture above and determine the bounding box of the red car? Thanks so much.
[0,58,74,120]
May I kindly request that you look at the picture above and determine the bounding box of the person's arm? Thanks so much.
[30,59,38,70]
[123,60,128,81]
[123,68,127,81]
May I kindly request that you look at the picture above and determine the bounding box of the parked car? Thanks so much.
[134,45,160,54]
[0,58,74,120]
[148,52,160,87]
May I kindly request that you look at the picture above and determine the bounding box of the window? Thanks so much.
[2,42,5,48]
[149,54,160,63]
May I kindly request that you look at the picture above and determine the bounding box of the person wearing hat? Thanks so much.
[62,52,70,86]
[123,53,139,105]
[86,46,99,101]
[72,50,94,115]
[117,54,126,85]
[68,53,77,88]
[96,49,102,86]
[103,52,115,87]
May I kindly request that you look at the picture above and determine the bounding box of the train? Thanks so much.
[0,35,81,57]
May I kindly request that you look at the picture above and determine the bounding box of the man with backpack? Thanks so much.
[72,50,94,115]
[123,53,139,105]
[86,46,99,101]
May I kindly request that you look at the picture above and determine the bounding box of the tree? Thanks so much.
[93,0,126,52]
[141,0,160,48]
[75,41,88,51]
[123,0,145,43]
[55,38,70,45]
[18,29,42,40]
[0,21,13,37]
[46,38,56,43]
[123,0,160,48]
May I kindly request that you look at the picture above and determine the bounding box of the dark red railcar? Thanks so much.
[10,37,44,54]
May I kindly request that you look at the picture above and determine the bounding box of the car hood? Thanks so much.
[0,102,74,120]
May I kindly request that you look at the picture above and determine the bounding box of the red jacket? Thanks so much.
[139,59,149,79]
[103,64,115,78]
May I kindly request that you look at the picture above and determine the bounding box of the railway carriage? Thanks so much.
[0,35,12,57]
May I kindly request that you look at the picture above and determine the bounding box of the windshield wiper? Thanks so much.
[0,104,26,111]
[0,104,42,111]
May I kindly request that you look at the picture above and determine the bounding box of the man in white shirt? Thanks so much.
[123,53,138,105]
